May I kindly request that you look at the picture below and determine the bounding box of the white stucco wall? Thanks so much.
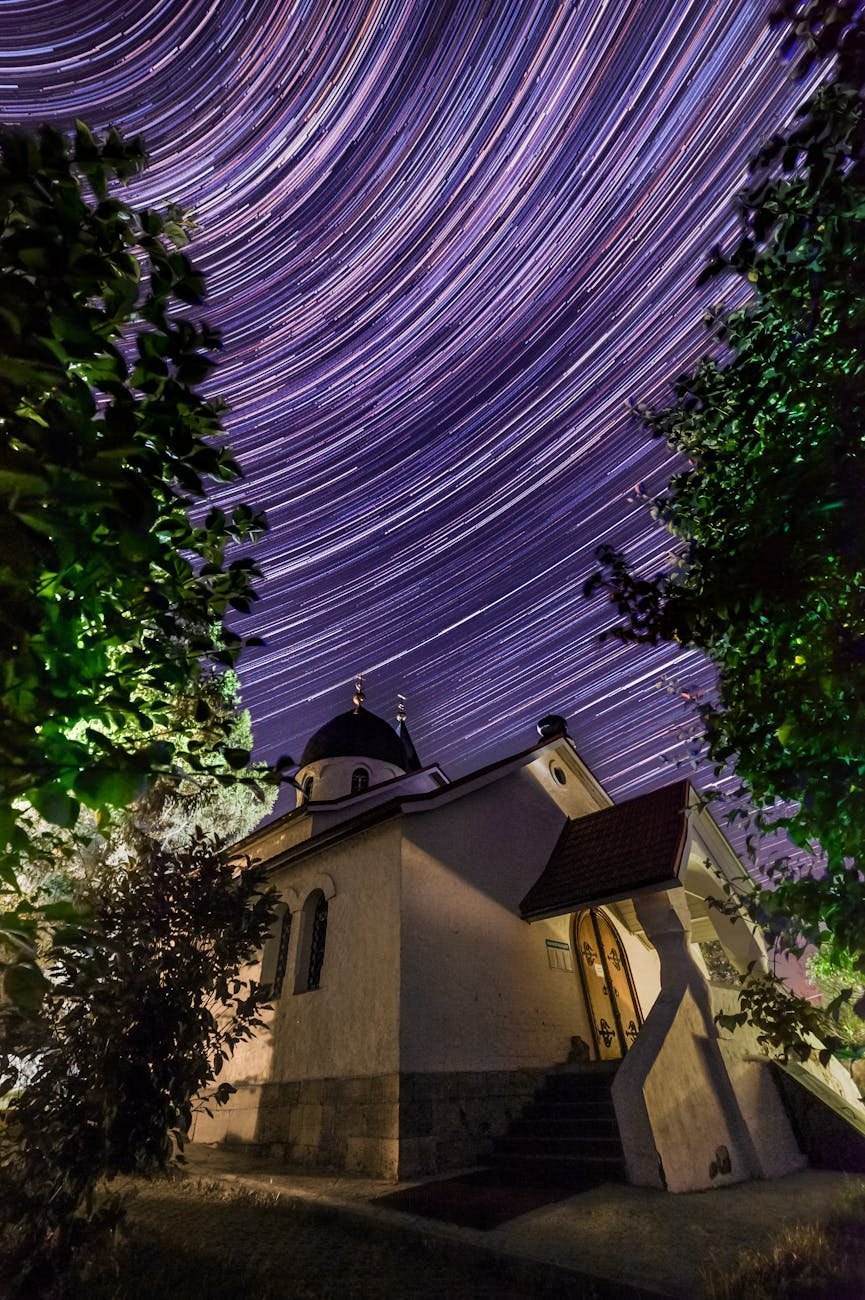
[398,769,598,1073]
[266,819,403,1080]
[235,810,314,864]
[200,744,668,1156]
[194,817,404,1146]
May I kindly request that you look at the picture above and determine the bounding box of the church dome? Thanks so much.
[300,707,409,770]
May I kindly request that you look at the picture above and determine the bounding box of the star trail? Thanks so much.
[1,2,814,797]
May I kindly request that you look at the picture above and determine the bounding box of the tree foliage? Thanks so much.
[102,669,278,861]
[0,122,266,875]
[0,125,284,1291]
[716,965,847,1066]
[0,832,278,1298]
[585,5,865,978]
[807,941,865,1051]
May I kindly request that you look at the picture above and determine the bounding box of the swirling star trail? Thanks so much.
[1,2,813,797]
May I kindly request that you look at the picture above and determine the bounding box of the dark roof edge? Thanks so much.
[395,734,609,809]
[398,718,422,772]
[519,777,694,920]
[672,782,692,876]
[522,875,684,922]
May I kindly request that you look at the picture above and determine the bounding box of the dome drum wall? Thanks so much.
[294,756,405,806]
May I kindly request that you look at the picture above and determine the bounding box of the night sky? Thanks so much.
[2,2,812,796]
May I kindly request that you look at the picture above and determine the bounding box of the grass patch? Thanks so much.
[58,1174,588,1299]
[702,1180,865,1299]
[110,1177,330,1300]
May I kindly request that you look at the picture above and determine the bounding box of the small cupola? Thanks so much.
[294,677,417,806]
[536,713,569,740]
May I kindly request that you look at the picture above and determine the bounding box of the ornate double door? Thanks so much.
[574,908,642,1061]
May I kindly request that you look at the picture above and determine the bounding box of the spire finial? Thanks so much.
[352,674,365,714]
[396,693,407,724]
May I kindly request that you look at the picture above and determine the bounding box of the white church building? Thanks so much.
[193,684,865,1193]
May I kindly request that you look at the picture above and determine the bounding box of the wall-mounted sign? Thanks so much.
[545,938,574,972]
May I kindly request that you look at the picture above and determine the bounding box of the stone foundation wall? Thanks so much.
[203,1069,546,1180]
[253,1075,401,1177]
[398,1069,545,1177]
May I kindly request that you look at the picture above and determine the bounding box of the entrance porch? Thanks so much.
[518,778,864,1191]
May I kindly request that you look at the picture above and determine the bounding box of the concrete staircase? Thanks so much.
[486,1063,627,1188]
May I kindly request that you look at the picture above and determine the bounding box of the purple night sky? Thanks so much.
[2,2,812,798]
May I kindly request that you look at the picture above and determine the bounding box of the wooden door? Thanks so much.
[574,909,642,1060]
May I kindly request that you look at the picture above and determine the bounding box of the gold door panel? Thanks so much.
[575,909,642,1060]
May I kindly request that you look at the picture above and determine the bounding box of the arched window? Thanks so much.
[271,910,292,998]
[260,904,293,999]
[296,889,328,992]
[307,893,328,990]
[351,767,369,795]
[303,775,314,800]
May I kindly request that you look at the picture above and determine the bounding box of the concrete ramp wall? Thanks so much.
[771,1060,865,1173]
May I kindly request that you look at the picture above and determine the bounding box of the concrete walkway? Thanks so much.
[185,1146,860,1298]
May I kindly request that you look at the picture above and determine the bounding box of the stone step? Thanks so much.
[494,1134,624,1159]
[508,1116,620,1141]
[521,1099,618,1122]
[541,1072,617,1098]
[481,1062,626,1189]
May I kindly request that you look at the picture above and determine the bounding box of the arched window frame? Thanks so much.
[350,766,370,795]
[294,875,336,994]
[303,775,314,801]
[258,889,299,999]
[307,893,328,990]
[271,910,293,997]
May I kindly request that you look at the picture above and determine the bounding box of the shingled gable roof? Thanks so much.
[520,778,693,921]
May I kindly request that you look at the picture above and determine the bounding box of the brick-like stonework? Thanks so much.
[218,1069,546,1179]
[251,1075,400,1177]
[398,1069,545,1177]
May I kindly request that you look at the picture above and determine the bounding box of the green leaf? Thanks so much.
[0,469,48,496]
[29,784,79,828]
[74,765,149,810]
[74,119,96,152]
[4,961,48,1014]
[39,899,84,923]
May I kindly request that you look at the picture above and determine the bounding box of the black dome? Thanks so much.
[300,708,410,769]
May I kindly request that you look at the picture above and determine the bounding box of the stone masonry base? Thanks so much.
[203,1070,546,1180]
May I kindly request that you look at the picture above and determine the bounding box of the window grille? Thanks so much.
[307,893,328,990]
[272,910,292,997]
[351,767,369,795]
